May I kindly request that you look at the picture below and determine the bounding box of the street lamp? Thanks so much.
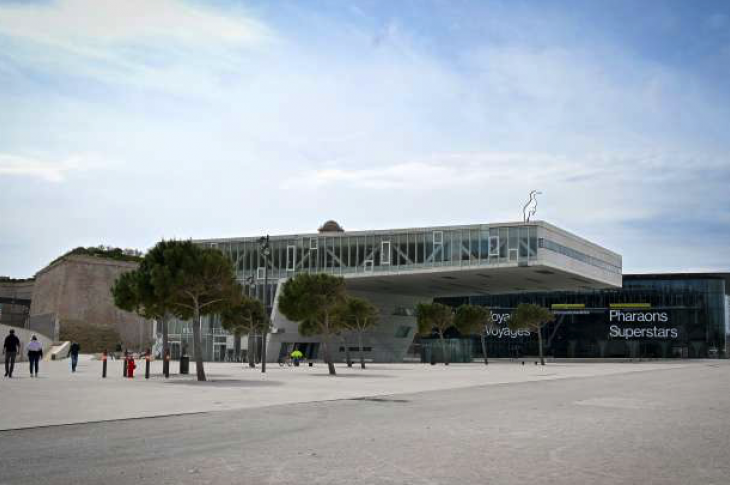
[244,275,255,298]
[258,235,271,373]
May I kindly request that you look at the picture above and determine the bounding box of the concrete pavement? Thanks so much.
[0,355,702,430]
[0,360,728,484]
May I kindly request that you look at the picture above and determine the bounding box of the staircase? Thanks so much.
[46,341,71,361]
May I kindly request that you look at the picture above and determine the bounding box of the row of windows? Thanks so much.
[539,238,621,274]
[449,287,714,310]
[208,226,541,279]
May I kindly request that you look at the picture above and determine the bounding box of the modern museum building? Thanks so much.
[160,220,728,361]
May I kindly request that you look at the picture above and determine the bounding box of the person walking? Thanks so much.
[3,328,21,378]
[27,335,43,378]
[69,341,80,372]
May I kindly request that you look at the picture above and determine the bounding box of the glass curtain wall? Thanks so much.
[437,276,728,359]
[210,224,554,284]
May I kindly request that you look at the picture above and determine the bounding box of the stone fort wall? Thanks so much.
[30,255,153,352]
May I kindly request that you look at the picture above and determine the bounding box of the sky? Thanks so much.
[0,0,729,278]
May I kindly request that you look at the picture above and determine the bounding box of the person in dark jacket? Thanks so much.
[69,342,80,372]
[26,335,43,377]
[3,329,21,378]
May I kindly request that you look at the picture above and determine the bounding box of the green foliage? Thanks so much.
[417,302,456,365]
[333,296,379,332]
[51,246,143,267]
[416,302,454,337]
[158,240,238,317]
[508,303,554,365]
[278,273,348,375]
[220,293,269,337]
[297,317,323,337]
[111,271,141,314]
[112,239,239,380]
[154,240,238,381]
[278,273,347,332]
[508,303,555,332]
[454,304,493,335]
[110,240,189,320]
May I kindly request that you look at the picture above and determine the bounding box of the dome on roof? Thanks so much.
[318,220,344,233]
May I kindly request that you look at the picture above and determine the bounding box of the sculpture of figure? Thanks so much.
[523,190,542,222]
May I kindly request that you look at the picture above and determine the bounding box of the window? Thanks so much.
[433,231,443,245]
[310,238,318,250]
[286,245,296,271]
[381,241,391,265]
[364,259,374,272]
[489,236,499,256]
[395,326,411,338]
[257,267,266,280]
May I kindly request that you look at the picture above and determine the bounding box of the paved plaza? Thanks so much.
[1,359,729,484]
[0,357,700,430]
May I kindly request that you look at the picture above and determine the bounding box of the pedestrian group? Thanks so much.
[3,329,82,378]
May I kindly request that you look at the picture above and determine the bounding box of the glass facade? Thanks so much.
[437,274,730,359]
[161,314,231,361]
[165,222,622,361]
[201,223,619,288]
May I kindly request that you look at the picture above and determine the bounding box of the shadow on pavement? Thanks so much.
[307,373,394,378]
[164,378,284,388]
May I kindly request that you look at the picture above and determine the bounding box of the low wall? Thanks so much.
[0,323,54,362]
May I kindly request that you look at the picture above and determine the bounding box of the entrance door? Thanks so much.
[170,342,181,360]
[213,343,227,362]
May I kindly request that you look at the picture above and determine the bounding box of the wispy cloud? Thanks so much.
[0,0,270,48]
[284,149,730,228]
[0,153,96,182]
[0,0,272,95]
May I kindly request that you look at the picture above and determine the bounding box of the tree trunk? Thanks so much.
[261,326,267,373]
[537,325,545,366]
[342,335,352,367]
[262,261,268,374]
[439,332,449,365]
[481,332,488,366]
[247,332,256,368]
[234,331,241,362]
[162,314,170,377]
[252,331,258,366]
[322,336,336,376]
[358,331,365,369]
[192,305,207,381]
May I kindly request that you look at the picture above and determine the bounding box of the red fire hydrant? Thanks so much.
[127,356,136,378]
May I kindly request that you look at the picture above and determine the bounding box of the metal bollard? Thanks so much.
[102,350,108,378]
[163,351,170,378]
[145,350,150,379]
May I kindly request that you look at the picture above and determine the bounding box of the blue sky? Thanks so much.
[0,0,728,277]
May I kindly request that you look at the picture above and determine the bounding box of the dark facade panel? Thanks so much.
[438,274,729,359]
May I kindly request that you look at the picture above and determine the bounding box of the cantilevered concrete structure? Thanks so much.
[190,221,622,363]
